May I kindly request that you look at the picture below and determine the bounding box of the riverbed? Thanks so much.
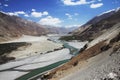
[0,34,87,80]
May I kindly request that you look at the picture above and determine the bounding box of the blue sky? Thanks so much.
[0,0,120,27]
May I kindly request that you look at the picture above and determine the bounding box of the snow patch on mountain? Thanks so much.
[98,7,120,17]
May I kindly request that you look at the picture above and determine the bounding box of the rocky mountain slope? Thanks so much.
[0,12,74,42]
[0,12,48,42]
[40,8,120,80]
[39,33,120,80]
[60,8,120,41]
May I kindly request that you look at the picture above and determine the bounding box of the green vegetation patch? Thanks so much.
[59,35,76,41]
[0,42,30,56]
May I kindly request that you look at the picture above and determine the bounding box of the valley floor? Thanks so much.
[0,35,87,80]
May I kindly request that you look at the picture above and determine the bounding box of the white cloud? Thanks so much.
[24,14,29,17]
[0,3,1,5]
[7,11,29,17]
[98,0,102,1]
[31,11,49,18]
[8,12,17,16]
[7,11,48,18]
[65,13,79,19]
[65,13,72,19]
[32,9,36,12]
[31,12,42,17]
[43,11,49,15]
[4,4,8,7]
[74,13,79,16]
[38,16,62,26]
[15,11,25,14]
[90,3,103,8]
[61,0,94,6]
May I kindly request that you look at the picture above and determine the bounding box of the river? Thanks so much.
[16,34,86,80]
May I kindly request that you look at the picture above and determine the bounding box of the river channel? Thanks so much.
[16,35,84,80]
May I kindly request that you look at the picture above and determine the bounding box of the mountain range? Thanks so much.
[0,12,76,42]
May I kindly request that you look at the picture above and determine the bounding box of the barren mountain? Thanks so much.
[0,12,49,42]
[0,12,74,42]
[41,8,120,80]
[60,8,120,41]
[43,25,76,34]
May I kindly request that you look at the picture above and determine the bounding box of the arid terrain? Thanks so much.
[35,8,120,80]
[39,25,120,80]
[0,5,120,80]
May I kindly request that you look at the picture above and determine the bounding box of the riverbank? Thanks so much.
[39,33,120,80]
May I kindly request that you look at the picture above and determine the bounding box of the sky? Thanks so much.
[0,0,120,27]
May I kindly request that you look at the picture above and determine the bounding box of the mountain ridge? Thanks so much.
[40,7,120,80]
[60,7,120,41]
[0,12,75,42]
